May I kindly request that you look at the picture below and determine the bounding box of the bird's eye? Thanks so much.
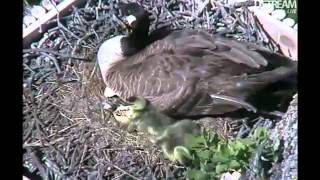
[128,96,138,103]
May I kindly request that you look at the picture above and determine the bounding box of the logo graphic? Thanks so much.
[263,0,297,21]
[260,0,297,29]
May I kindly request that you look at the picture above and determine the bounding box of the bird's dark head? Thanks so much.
[119,2,150,33]
[97,3,151,78]
[117,2,151,56]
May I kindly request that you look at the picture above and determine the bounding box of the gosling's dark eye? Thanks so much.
[128,96,138,103]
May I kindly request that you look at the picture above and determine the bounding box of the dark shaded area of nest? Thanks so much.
[23,0,296,179]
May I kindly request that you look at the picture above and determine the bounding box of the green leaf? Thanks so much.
[229,160,241,169]
[217,144,232,158]
[186,169,210,180]
[210,156,229,163]
[253,127,268,140]
[197,150,211,160]
[237,138,255,146]
[185,134,206,148]
[233,140,250,149]
[200,162,216,172]
[215,164,228,174]
[204,130,220,146]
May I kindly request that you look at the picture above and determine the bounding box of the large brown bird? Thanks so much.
[97,3,297,118]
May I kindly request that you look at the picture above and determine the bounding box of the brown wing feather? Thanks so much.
[166,29,268,68]
[106,30,296,116]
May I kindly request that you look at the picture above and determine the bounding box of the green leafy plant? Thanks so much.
[183,127,277,179]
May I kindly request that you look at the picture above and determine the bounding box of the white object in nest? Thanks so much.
[220,171,241,180]
[23,176,30,180]
[23,15,37,26]
[102,102,112,110]
[31,6,47,19]
[104,87,118,98]
[41,0,56,11]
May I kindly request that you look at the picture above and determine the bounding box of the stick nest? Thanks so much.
[23,0,295,179]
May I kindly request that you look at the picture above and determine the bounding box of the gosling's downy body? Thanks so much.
[98,3,297,117]
[154,120,202,165]
[113,97,202,165]
[115,97,177,136]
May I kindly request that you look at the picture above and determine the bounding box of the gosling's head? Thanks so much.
[112,96,149,126]
[127,96,149,111]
